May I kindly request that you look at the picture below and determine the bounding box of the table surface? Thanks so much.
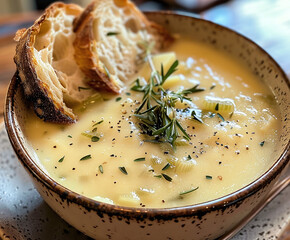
[0,0,289,239]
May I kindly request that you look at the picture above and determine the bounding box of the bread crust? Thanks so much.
[14,2,83,124]
[73,0,174,94]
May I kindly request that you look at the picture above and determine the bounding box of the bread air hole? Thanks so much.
[125,18,138,33]
[53,33,69,61]
[34,20,52,51]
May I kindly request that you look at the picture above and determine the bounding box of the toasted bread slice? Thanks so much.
[73,0,173,93]
[14,2,96,124]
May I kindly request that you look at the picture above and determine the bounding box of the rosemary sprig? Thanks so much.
[131,42,204,148]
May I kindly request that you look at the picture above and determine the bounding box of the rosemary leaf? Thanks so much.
[217,113,225,122]
[58,156,65,163]
[134,157,146,162]
[80,154,91,161]
[162,163,171,171]
[179,186,199,196]
[107,32,119,36]
[92,120,104,127]
[119,166,128,175]
[99,165,104,174]
[91,136,100,142]
[78,86,91,91]
[162,173,172,182]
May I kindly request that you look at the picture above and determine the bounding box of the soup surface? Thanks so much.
[25,38,281,208]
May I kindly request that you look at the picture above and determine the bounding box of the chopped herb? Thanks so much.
[80,154,91,161]
[106,32,119,36]
[217,113,225,122]
[67,135,72,138]
[92,120,104,127]
[187,155,192,160]
[78,86,91,91]
[103,65,110,78]
[91,136,100,142]
[209,113,216,118]
[191,109,203,123]
[162,163,171,171]
[134,157,145,162]
[206,175,213,180]
[260,141,265,147]
[179,186,199,196]
[119,166,128,175]
[215,103,219,111]
[154,175,162,178]
[161,173,172,182]
[116,97,122,102]
[148,169,155,172]
[229,112,234,118]
[58,156,65,163]
[210,84,216,90]
[99,165,103,174]
[125,92,131,96]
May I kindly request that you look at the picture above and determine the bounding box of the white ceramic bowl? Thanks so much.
[5,12,290,240]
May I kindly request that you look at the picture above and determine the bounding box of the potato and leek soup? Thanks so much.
[24,38,280,208]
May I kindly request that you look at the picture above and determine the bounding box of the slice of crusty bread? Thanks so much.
[14,2,96,124]
[73,0,173,93]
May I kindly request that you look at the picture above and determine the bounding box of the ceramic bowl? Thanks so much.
[4,12,290,240]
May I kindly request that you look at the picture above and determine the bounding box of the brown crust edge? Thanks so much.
[14,2,82,124]
[73,0,174,94]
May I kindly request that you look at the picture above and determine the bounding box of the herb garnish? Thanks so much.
[206,175,213,180]
[134,157,146,162]
[179,186,199,196]
[162,163,170,171]
[91,136,100,142]
[67,135,72,138]
[103,65,110,78]
[131,42,204,148]
[92,120,104,127]
[154,174,162,178]
[116,97,122,102]
[106,32,119,36]
[215,103,219,111]
[217,113,225,122]
[80,154,91,161]
[99,165,104,174]
[161,173,172,182]
[119,166,128,175]
[58,156,65,163]
[78,86,91,91]
[260,141,265,147]
[82,120,103,142]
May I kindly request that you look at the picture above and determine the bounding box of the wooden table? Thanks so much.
[0,1,289,239]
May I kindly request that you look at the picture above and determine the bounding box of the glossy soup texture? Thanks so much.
[25,38,281,208]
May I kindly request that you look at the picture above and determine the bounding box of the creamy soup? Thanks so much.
[24,38,281,208]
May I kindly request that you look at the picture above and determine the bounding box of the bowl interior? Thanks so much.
[5,12,290,213]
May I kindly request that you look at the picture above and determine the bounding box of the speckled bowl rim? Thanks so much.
[4,11,290,219]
